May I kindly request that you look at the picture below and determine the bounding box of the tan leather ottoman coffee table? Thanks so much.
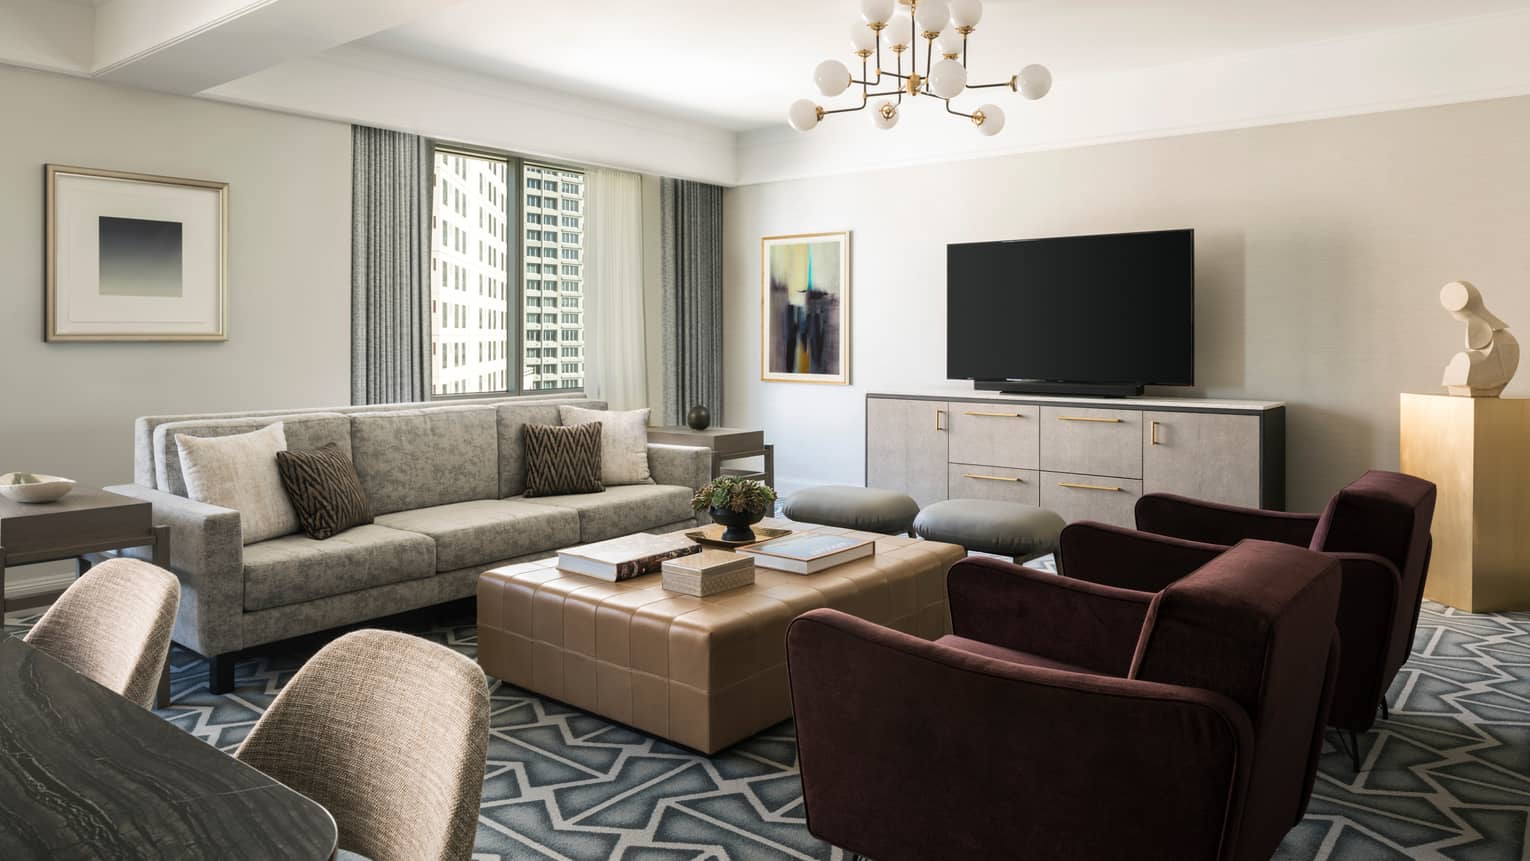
[476,520,965,753]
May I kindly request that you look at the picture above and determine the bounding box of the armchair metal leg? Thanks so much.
[1333,728,1362,773]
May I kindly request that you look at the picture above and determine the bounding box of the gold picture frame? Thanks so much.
[761,231,851,384]
[45,164,228,342]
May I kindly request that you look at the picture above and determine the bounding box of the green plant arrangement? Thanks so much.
[691,476,777,514]
[692,477,777,543]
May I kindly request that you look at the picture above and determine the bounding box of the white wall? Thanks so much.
[0,67,352,502]
[724,95,1530,511]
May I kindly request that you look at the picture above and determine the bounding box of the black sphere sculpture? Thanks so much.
[686,405,712,430]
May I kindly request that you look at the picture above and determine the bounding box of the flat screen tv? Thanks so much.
[946,229,1194,396]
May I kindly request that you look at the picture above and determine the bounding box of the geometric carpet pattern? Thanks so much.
[8,595,1529,860]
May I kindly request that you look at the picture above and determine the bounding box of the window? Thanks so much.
[430,149,585,396]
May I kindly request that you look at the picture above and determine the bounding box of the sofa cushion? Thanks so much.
[523,423,604,497]
[497,399,608,498]
[154,413,351,498]
[559,405,653,486]
[520,484,694,543]
[350,406,499,516]
[242,524,435,612]
[276,443,374,540]
[375,499,580,572]
[177,423,300,545]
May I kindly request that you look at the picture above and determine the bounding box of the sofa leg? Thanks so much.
[1380,699,1389,721]
[208,654,235,694]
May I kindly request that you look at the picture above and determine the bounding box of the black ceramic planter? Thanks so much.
[709,506,766,543]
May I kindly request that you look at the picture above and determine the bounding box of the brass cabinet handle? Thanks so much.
[1057,415,1124,423]
[1150,420,1161,446]
[963,473,1024,483]
[935,409,946,431]
[1058,481,1123,492]
[963,411,1025,418]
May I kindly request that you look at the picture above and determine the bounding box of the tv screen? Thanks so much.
[946,229,1195,387]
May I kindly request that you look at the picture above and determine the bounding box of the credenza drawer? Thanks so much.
[947,465,1040,505]
[1039,471,1143,528]
[1040,407,1142,478]
[947,402,1039,469]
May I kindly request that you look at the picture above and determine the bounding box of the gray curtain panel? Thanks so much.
[660,178,724,426]
[351,126,431,405]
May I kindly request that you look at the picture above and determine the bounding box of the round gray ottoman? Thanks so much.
[781,486,922,535]
[913,499,1065,562]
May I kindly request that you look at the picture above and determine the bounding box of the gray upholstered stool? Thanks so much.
[781,486,922,535]
[912,499,1066,562]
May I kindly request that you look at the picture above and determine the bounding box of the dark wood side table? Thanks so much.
[647,426,775,487]
[0,487,172,707]
[0,637,338,860]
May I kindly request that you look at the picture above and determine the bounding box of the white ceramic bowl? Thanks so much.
[0,473,76,504]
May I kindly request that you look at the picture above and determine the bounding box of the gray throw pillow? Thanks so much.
[559,405,652,486]
[523,423,604,497]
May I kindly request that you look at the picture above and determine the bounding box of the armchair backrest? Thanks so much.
[1130,540,1341,858]
[1313,469,1436,670]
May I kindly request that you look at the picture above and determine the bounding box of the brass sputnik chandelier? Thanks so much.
[789,0,1051,136]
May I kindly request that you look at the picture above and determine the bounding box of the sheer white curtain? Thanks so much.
[583,168,649,410]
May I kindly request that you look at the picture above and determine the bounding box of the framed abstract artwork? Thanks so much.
[45,164,228,341]
[761,231,850,384]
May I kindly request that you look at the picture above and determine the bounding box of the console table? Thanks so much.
[647,426,775,487]
[865,388,1285,528]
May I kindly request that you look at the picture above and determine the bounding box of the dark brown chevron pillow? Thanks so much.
[523,422,604,497]
[275,443,373,540]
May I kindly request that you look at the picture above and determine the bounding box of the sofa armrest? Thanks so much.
[1136,493,1321,548]
[947,556,1154,677]
[786,609,1253,861]
[647,443,711,491]
[1058,521,1227,593]
[105,484,244,657]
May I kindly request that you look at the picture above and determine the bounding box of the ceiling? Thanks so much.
[361,0,1530,131]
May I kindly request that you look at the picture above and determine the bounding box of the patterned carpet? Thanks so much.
[7,583,1529,860]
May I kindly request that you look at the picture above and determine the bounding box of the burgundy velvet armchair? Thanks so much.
[786,540,1342,861]
[1058,469,1435,767]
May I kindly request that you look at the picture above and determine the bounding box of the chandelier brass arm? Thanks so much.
[790,0,1051,136]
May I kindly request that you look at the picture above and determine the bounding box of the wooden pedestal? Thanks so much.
[1400,393,1530,612]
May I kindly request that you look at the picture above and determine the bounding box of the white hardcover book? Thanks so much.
[739,534,875,575]
[558,533,700,582]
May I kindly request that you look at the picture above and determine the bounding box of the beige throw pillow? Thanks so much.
[559,406,652,486]
[177,422,300,545]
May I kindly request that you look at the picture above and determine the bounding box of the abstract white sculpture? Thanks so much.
[1441,280,1519,397]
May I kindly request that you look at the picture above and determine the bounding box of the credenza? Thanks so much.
[865,389,1286,528]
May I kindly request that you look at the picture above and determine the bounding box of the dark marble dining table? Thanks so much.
[0,636,337,860]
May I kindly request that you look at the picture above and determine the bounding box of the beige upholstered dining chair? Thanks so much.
[24,557,180,709]
[236,629,491,861]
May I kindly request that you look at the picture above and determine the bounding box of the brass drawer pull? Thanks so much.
[1150,420,1161,446]
[935,409,946,431]
[964,411,1025,418]
[1057,415,1124,423]
[963,473,1024,483]
[1058,481,1123,492]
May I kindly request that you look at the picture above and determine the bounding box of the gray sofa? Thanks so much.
[106,396,711,693]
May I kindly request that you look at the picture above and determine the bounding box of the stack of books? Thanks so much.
[661,550,756,596]
[557,533,701,582]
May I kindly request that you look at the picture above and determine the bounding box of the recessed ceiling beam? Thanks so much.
[92,0,459,94]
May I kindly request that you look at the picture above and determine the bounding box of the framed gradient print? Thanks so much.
[761,231,850,384]
[46,164,228,341]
